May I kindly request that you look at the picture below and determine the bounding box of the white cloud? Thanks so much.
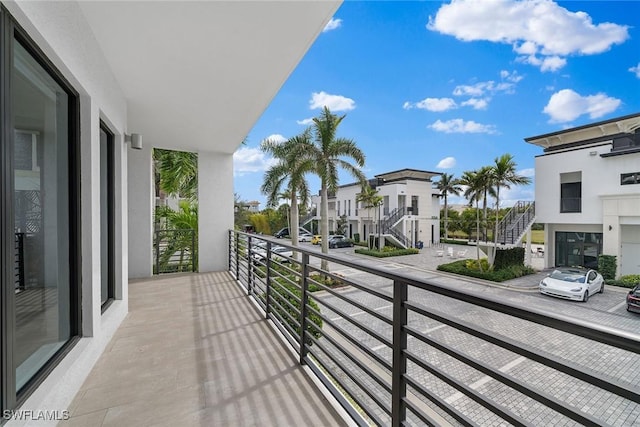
[543,89,621,123]
[436,157,456,169]
[429,119,497,134]
[518,168,535,178]
[323,17,342,32]
[453,78,517,97]
[461,98,489,110]
[309,91,355,111]
[233,147,278,176]
[428,0,629,72]
[262,134,287,144]
[630,62,640,78]
[403,97,457,112]
[297,118,314,125]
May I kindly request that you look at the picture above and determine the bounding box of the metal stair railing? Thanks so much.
[378,206,411,248]
[496,201,535,245]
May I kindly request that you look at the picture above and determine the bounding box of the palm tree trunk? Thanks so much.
[290,185,299,261]
[320,184,329,272]
[482,191,488,242]
[444,194,449,240]
[492,186,500,266]
[476,201,482,272]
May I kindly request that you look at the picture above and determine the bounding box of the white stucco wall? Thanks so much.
[199,151,234,272]
[4,2,129,424]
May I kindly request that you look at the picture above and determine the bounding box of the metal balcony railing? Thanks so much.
[229,230,640,427]
[153,229,197,274]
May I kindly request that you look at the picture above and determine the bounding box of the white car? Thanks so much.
[539,267,604,302]
[298,233,313,242]
[251,244,292,263]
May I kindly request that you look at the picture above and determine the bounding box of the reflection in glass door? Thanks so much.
[12,38,72,391]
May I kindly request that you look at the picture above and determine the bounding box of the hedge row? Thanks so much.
[355,248,419,258]
[437,259,535,282]
[493,247,525,270]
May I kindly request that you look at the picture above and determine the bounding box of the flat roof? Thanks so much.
[375,168,442,182]
[525,112,640,149]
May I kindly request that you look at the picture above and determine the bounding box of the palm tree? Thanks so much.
[476,166,495,242]
[490,154,532,265]
[261,131,313,252]
[436,173,462,240]
[458,170,484,270]
[153,149,198,201]
[356,185,383,250]
[154,200,198,272]
[307,107,366,270]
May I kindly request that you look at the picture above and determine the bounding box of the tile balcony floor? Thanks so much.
[62,272,346,427]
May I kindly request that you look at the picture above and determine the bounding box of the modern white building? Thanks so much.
[526,112,640,277]
[0,1,339,423]
[310,169,442,247]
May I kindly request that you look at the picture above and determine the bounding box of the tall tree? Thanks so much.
[436,173,462,240]
[476,166,495,242]
[153,149,198,201]
[356,185,383,250]
[458,170,484,270]
[307,107,366,270]
[490,154,532,265]
[261,131,313,251]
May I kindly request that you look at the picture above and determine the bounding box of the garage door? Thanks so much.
[621,225,640,276]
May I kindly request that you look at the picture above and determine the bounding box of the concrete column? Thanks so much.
[525,227,532,267]
[198,151,234,272]
[127,143,153,278]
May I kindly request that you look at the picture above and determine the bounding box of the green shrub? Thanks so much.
[465,258,490,272]
[441,239,469,246]
[620,275,640,287]
[355,248,419,258]
[353,233,360,242]
[493,247,525,270]
[437,259,534,282]
[265,281,322,345]
[598,255,617,280]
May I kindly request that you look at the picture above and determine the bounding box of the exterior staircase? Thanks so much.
[378,207,411,248]
[496,201,536,245]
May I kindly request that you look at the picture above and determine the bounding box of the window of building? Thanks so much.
[621,172,640,185]
[555,232,602,268]
[100,124,115,310]
[2,11,80,410]
[560,172,581,213]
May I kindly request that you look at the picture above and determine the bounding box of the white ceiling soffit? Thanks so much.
[79,1,341,154]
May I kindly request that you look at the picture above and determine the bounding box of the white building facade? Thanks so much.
[0,1,339,424]
[527,113,640,277]
[311,169,442,247]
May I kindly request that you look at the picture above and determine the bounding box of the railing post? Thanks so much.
[265,241,272,319]
[392,279,408,427]
[247,235,253,296]
[191,229,196,272]
[155,230,160,275]
[235,232,239,279]
[299,253,310,365]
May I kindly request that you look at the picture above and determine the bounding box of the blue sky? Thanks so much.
[233,0,640,208]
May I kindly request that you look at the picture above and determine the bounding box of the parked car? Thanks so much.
[627,285,640,313]
[311,235,322,245]
[539,267,604,302]
[298,232,313,242]
[251,244,292,263]
[328,236,353,248]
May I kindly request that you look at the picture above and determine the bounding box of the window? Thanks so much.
[560,172,581,213]
[621,172,640,185]
[2,12,80,410]
[100,124,115,310]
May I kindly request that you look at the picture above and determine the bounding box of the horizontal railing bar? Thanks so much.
[406,300,640,404]
[307,338,392,421]
[305,325,392,395]
[405,377,475,427]
[267,311,299,351]
[311,290,392,326]
[306,272,393,306]
[405,329,604,427]
[404,349,528,427]
[304,360,371,427]
[309,310,392,372]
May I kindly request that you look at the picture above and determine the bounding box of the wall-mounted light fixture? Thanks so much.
[608,225,613,231]
[125,133,143,150]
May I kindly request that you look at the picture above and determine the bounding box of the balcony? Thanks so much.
[64,232,640,426]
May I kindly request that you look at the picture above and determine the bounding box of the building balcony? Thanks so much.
[64,232,640,426]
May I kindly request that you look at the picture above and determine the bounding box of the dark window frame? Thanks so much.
[1,6,81,412]
[100,122,115,312]
[621,172,640,186]
[560,182,581,213]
